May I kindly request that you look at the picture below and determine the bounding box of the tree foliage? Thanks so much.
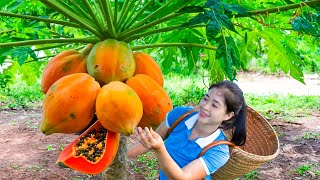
[0,0,319,86]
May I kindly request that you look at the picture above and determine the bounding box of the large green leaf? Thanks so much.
[0,0,13,10]
[291,16,318,36]
[215,35,240,81]
[256,29,305,83]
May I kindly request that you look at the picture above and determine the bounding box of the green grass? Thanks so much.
[245,94,320,120]
[1,73,319,120]
[295,163,320,177]
[0,79,44,109]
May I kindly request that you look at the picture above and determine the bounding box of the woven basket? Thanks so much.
[211,106,280,179]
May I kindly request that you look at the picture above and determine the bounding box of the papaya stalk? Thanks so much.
[131,43,217,51]
[81,0,106,35]
[0,38,99,48]
[113,0,118,25]
[116,0,134,31]
[40,0,105,39]
[101,0,117,38]
[32,44,69,52]
[118,13,182,40]
[0,11,81,28]
[126,0,175,30]
[122,24,206,42]
[123,0,155,30]
[69,0,93,21]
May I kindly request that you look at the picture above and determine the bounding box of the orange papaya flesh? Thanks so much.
[56,120,120,175]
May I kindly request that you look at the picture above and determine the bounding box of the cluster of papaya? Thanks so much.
[40,39,173,174]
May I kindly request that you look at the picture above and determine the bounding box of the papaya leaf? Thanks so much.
[0,0,13,10]
[207,50,225,83]
[215,35,242,81]
[161,48,175,74]
[225,36,241,69]
[177,6,204,13]
[181,12,209,27]
[0,47,12,64]
[7,0,24,12]
[223,3,248,15]
[216,40,233,81]
[291,16,318,36]
[20,61,42,85]
[216,13,239,34]
[256,29,305,83]
[205,0,223,12]
[3,47,37,66]
[206,17,221,41]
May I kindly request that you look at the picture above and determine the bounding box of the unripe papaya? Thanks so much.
[87,39,135,85]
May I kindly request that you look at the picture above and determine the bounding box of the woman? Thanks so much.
[128,80,247,180]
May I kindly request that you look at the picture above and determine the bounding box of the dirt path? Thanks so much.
[236,73,320,96]
[0,73,319,180]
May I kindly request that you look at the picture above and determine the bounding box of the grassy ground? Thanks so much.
[1,73,319,120]
[0,73,319,179]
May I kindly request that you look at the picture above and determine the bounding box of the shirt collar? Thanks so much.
[184,113,222,148]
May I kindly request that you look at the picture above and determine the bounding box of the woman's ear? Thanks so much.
[224,111,234,121]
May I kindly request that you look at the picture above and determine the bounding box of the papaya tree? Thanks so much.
[0,0,320,178]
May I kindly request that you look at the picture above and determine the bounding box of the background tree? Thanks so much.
[1,0,319,85]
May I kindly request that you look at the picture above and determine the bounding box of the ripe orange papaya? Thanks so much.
[41,44,93,94]
[126,74,173,129]
[133,52,164,87]
[41,73,101,135]
[96,81,143,136]
[56,120,120,175]
[87,39,135,85]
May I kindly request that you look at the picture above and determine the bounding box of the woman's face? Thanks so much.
[198,88,234,125]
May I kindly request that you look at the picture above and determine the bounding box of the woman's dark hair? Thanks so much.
[209,80,246,146]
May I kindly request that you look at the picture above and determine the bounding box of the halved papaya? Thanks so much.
[56,120,120,175]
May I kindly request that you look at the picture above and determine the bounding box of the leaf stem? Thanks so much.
[0,11,81,28]
[32,43,69,51]
[119,13,181,40]
[40,0,105,39]
[117,0,136,31]
[131,43,217,51]
[81,0,105,33]
[124,0,155,30]
[116,0,131,30]
[114,0,118,24]
[0,38,99,48]
[236,0,320,17]
[102,0,117,38]
[69,0,92,21]
[123,24,206,42]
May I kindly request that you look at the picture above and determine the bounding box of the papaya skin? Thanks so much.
[56,120,120,175]
[96,81,143,136]
[133,52,164,87]
[126,74,173,129]
[41,73,101,135]
[87,39,136,85]
[41,44,94,94]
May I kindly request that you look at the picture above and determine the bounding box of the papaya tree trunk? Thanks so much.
[102,135,129,179]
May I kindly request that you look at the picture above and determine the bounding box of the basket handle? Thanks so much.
[166,109,197,138]
[198,140,236,157]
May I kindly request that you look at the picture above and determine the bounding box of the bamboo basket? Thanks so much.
[210,106,280,179]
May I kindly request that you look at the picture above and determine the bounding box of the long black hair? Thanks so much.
[209,80,247,146]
